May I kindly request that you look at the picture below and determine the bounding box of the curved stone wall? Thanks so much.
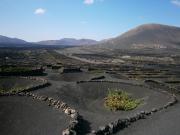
[77,80,178,135]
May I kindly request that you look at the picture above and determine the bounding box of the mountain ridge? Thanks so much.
[37,38,98,46]
[1,23,180,49]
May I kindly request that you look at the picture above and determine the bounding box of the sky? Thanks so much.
[0,0,180,42]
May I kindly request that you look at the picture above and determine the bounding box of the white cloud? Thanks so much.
[84,0,94,5]
[83,0,105,5]
[171,0,180,7]
[34,8,46,15]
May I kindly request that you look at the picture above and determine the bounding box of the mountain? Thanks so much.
[37,38,98,46]
[0,36,98,47]
[1,23,180,49]
[97,23,180,50]
[0,35,27,45]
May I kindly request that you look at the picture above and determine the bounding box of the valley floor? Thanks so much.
[0,48,180,135]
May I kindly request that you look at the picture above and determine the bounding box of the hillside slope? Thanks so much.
[0,35,27,45]
[98,24,180,49]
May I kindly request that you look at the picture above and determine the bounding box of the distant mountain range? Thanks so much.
[37,38,98,46]
[0,35,27,45]
[0,35,98,47]
[1,23,180,49]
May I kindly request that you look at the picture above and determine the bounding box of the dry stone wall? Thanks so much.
[0,77,50,96]
[77,80,178,135]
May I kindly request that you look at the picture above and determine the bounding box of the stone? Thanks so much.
[60,102,68,109]
[70,109,76,114]
[54,105,60,109]
[91,130,96,134]
[140,111,145,114]
[152,108,158,113]
[52,100,57,105]
[164,105,168,109]
[62,129,76,135]
[41,96,48,101]
[48,97,53,101]
[70,113,79,119]
[70,130,77,135]
[108,123,114,133]
[62,129,70,135]
[65,108,71,115]
[57,101,61,105]
[99,126,106,132]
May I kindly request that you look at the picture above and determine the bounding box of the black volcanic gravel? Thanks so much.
[116,96,180,135]
[0,71,175,134]
[0,96,69,135]
[48,72,102,82]
[33,72,171,131]
[0,77,42,91]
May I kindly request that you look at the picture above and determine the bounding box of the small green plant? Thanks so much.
[104,89,141,111]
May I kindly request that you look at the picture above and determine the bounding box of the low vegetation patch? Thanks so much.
[104,89,141,111]
[0,67,32,73]
[0,87,26,94]
[0,66,44,76]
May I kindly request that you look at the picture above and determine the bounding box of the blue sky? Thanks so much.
[0,0,180,42]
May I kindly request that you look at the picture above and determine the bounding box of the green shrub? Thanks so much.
[0,89,5,94]
[104,89,141,111]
